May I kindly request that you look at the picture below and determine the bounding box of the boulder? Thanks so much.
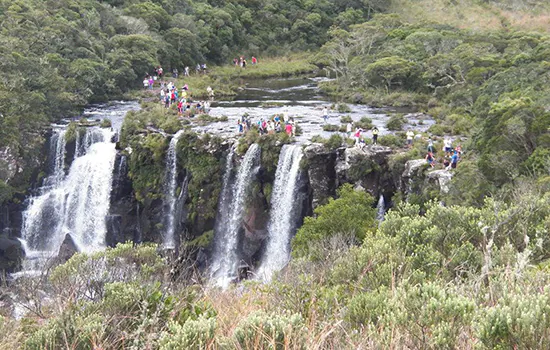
[303,143,337,208]
[335,145,393,196]
[401,159,428,195]
[0,234,23,273]
[426,169,453,194]
[57,234,78,262]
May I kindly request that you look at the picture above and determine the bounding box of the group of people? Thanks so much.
[425,137,461,170]
[158,80,212,117]
[237,113,297,137]
[233,56,257,68]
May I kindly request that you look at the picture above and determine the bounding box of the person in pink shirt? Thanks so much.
[285,122,293,136]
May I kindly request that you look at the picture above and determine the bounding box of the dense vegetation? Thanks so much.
[4,0,550,348]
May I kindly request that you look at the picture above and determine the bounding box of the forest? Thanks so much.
[2,0,550,348]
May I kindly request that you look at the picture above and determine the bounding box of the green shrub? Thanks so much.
[100,118,112,128]
[292,184,376,260]
[322,124,339,132]
[233,311,306,350]
[386,114,406,131]
[347,287,390,327]
[159,316,216,350]
[354,117,373,130]
[340,115,353,124]
[337,103,352,113]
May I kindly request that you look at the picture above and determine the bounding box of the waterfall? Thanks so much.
[376,195,385,222]
[256,144,303,281]
[211,144,260,288]
[41,129,67,190]
[19,127,116,274]
[162,130,185,249]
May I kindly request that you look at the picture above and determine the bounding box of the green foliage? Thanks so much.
[159,317,216,350]
[292,184,376,260]
[340,115,353,124]
[233,311,306,350]
[322,124,340,132]
[354,117,374,130]
[386,114,406,131]
[100,119,112,128]
[337,103,352,113]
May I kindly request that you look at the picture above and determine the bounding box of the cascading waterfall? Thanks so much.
[256,144,303,281]
[162,130,185,249]
[376,195,386,222]
[41,129,67,190]
[20,127,116,273]
[211,144,260,288]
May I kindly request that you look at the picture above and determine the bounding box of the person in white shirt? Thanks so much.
[406,130,415,148]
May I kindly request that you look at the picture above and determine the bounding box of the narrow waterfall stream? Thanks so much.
[256,144,303,281]
[211,144,261,288]
[162,130,186,249]
[19,127,116,274]
[376,195,386,222]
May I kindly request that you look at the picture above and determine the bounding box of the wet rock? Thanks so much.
[0,235,23,273]
[303,143,337,208]
[57,234,78,262]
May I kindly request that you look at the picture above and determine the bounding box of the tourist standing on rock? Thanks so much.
[444,138,452,156]
[285,122,293,136]
[426,151,435,168]
[354,128,362,146]
[372,127,379,145]
[406,129,415,148]
[323,106,329,124]
[450,150,459,169]
[346,122,353,138]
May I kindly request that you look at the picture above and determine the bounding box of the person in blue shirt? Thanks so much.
[450,151,459,169]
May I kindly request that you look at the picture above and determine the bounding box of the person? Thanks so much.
[285,122,293,136]
[164,94,170,108]
[158,66,163,79]
[406,129,415,148]
[372,126,379,145]
[291,120,297,137]
[183,84,189,91]
[160,89,165,102]
[148,77,154,89]
[426,151,435,168]
[196,64,201,74]
[184,66,190,76]
[444,138,452,156]
[242,59,247,68]
[323,106,328,123]
[283,110,289,124]
[201,63,207,73]
[427,138,435,153]
[443,157,450,170]
[346,122,353,138]
[450,150,459,169]
[177,100,183,115]
[206,86,214,98]
[233,58,238,66]
[173,68,178,78]
[267,120,275,135]
[354,128,362,146]
[252,56,257,65]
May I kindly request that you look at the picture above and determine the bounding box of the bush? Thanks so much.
[354,117,373,130]
[340,115,353,124]
[322,124,339,132]
[233,311,306,350]
[386,114,406,131]
[337,103,352,113]
[159,316,216,350]
[100,119,112,128]
[292,184,376,260]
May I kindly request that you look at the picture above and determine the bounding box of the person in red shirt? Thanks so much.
[285,122,293,136]
[252,56,257,65]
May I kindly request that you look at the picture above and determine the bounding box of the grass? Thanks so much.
[140,55,317,99]
[392,0,550,32]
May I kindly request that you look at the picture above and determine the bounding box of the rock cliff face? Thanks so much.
[3,128,455,274]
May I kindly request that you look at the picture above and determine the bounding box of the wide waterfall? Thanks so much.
[256,144,303,281]
[162,130,185,249]
[211,144,260,288]
[20,127,116,273]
